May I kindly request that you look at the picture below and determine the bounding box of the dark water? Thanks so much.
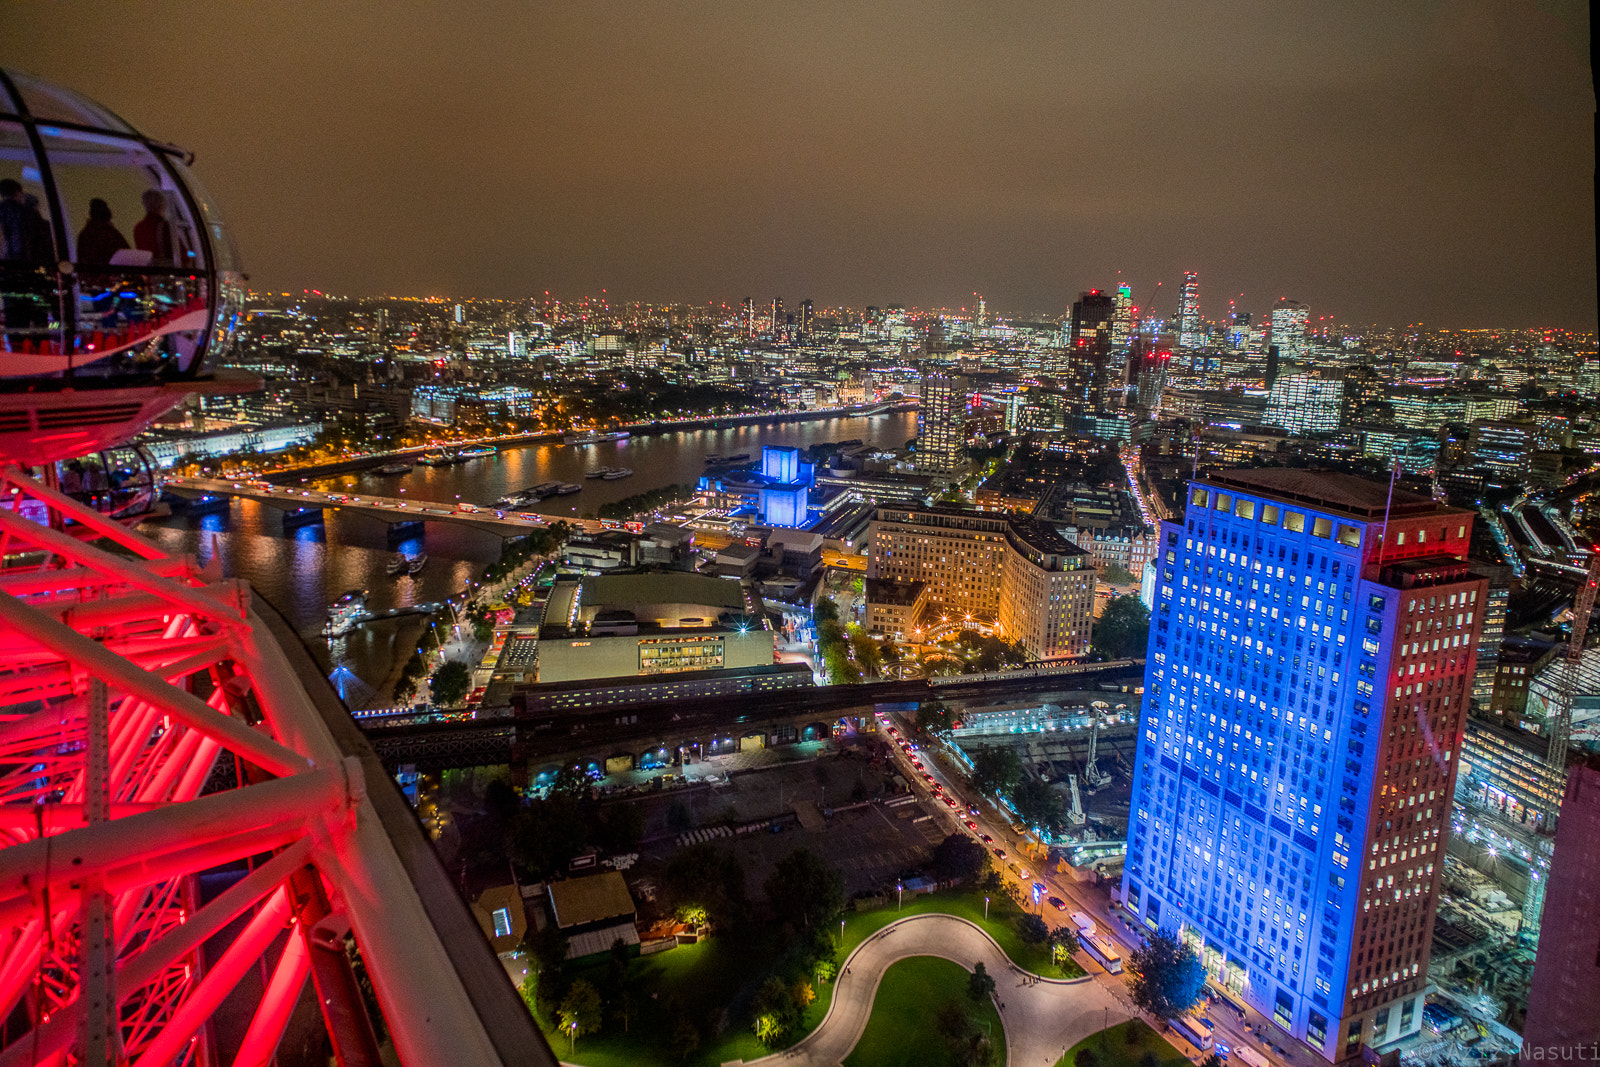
[148,411,916,707]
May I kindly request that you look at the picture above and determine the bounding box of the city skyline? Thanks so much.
[3,1,1594,329]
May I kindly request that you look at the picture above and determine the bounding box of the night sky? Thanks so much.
[4,2,1594,327]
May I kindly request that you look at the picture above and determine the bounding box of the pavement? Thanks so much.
[737,913,1128,1067]
[879,714,1319,1067]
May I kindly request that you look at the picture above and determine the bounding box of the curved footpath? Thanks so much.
[737,912,1132,1067]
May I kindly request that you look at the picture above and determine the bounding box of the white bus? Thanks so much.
[1069,911,1096,936]
[1172,1014,1214,1051]
[1081,931,1123,973]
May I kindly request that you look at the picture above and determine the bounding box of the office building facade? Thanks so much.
[1178,271,1203,350]
[1270,299,1309,362]
[1069,290,1117,413]
[868,505,1094,658]
[916,371,966,475]
[1124,468,1486,1062]
[1522,755,1600,1058]
[1266,375,1344,436]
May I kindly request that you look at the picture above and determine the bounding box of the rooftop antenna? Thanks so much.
[1375,454,1401,567]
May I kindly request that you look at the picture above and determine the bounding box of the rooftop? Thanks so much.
[548,871,635,929]
[1202,467,1445,519]
[579,571,748,611]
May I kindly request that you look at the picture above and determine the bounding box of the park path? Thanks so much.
[735,912,1131,1067]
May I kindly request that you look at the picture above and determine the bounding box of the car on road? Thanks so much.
[922,773,935,784]
[979,833,993,843]
[943,796,957,807]
[965,820,978,830]
[992,847,1006,860]
[1048,896,1067,911]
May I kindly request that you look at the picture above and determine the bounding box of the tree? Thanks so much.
[557,979,603,1051]
[1010,777,1067,837]
[915,702,959,740]
[931,833,989,883]
[1201,1054,1225,1067]
[663,843,747,928]
[752,976,798,1046]
[970,746,1022,797]
[764,847,844,929]
[1101,562,1138,586]
[430,659,471,706]
[1127,928,1207,1023]
[967,961,996,1002]
[1092,595,1150,660]
[1074,1049,1101,1067]
[937,998,996,1067]
[671,1017,700,1063]
[1049,925,1081,965]
[1016,913,1049,944]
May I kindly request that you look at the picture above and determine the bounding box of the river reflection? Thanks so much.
[149,411,915,708]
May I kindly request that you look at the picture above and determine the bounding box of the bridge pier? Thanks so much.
[386,519,426,545]
[280,505,324,529]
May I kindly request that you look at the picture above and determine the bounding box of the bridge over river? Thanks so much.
[164,477,609,537]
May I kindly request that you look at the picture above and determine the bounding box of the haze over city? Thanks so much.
[4,0,1594,327]
[3,6,1600,1067]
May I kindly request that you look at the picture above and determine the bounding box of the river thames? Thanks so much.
[147,410,917,706]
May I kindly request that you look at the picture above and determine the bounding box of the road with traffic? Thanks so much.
[880,712,1318,1067]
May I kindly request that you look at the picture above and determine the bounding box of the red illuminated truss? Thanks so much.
[0,465,547,1065]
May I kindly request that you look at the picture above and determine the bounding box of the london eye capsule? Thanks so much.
[0,67,250,465]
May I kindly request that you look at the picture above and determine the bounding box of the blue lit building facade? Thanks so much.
[1123,469,1485,1063]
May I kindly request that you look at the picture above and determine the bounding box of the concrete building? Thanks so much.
[867,504,1095,658]
[1266,375,1344,436]
[916,372,966,475]
[537,573,774,684]
[547,871,639,960]
[1125,468,1486,1062]
[864,577,929,641]
[1522,755,1600,1058]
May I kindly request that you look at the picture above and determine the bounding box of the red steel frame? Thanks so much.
[0,465,509,1065]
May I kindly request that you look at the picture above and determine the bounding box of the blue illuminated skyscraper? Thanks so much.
[1123,468,1486,1063]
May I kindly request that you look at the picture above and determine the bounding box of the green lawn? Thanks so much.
[539,888,1085,1066]
[1055,1019,1192,1067]
[842,956,1005,1067]
[836,887,1088,981]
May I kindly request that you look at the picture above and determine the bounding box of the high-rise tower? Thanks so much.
[915,372,966,475]
[1124,468,1485,1063]
[1178,271,1203,349]
[1112,284,1135,351]
[1068,289,1117,413]
[771,296,784,335]
[1271,299,1310,363]
[799,298,813,338]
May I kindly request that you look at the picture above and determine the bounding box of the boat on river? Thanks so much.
[601,467,634,480]
[552,483,582,495]
[417,450,456,467]
[375,462,412,475]
[322,590,370,637]
[456,445,496,459]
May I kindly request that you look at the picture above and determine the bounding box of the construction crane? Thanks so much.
[1085,721,1111,789]
[1545,550,1600,776]
[1519,548,1599,944]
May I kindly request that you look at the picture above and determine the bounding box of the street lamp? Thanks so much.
[897,881,904,911]
[984,895,990,921]
[568,1021,577,1054]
